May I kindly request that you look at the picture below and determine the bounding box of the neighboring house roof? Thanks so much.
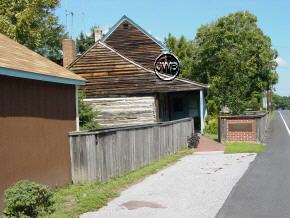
[69,41,207,97]
[101,15,168,70]
[0,33,85,85]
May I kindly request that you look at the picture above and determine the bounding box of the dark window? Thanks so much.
[123,23,129,29]
[173,98,183,112]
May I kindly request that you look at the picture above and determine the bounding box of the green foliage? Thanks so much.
[48,149,192,218]
[164,33,195,78]
[76,27,97,54]
[205,115,218,134]
[244,92,263,111]
[272,93,290,110]
[3,180,54,218]
[0,0,66,63]
[205,133,219,141]
[79,91,99,130]
[191,11,278,114]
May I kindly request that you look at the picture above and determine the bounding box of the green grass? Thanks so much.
[205,133,218,141]
[46,148,192,218]
[271,111,277,121]
[225,142,265,154]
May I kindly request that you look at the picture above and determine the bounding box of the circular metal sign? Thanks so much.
[154,53,180,81]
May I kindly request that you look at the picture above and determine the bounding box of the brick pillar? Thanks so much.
[62,39,76,68]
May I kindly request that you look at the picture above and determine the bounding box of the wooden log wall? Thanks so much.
[85,96,157,127]
[69,118,194,183]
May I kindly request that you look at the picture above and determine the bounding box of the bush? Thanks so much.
[79,91,100,131]
[187,133,200,148]
[3,180,54,218]
[205,115,218,135]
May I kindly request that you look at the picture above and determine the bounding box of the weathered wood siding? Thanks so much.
[86,96,157,127]
[69,42,207,98]
[104,20,163,70]
[69,118,194,183]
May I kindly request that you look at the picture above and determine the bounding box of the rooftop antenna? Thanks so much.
[70,11,74,39]
[65,9,74,38]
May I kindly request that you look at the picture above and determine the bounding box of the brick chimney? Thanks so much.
[94,27,103,42]
[62,39,76,67]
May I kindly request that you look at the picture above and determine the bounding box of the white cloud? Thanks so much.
[86,31,93,37]
[276,57,288,67]
[101,26,110,35]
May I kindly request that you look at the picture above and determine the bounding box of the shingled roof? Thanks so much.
[0,33,85,85]
[69,41,207,97]
[102,15,168,70]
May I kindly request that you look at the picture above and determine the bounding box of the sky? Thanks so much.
[56,0,290,96]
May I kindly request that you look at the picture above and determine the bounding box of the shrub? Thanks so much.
[3,180,54,218]
[187,133,200,148]
[79,91,100,131]
[205,115,218,134]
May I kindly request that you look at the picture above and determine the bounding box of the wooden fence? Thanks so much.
[69,118,194,183]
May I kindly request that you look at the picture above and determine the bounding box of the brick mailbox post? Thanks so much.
[219,112,270,143]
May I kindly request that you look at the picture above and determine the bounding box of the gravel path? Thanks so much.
[81,152,256,218]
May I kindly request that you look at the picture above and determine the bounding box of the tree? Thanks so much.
[76,26,98,54]
[191,11,278,114]
[272,94,290,110]
[76,32,94,54]
[0,0,66,63]
[78,91,100,130]
[164,33,194,78]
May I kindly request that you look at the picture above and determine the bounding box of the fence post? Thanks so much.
[218,112,221,142]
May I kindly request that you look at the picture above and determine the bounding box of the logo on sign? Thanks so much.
[154,53,180,81]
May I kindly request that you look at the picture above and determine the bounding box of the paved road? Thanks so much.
[81,153,255,218]
[217,110,290,218]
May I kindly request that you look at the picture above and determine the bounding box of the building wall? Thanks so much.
[0,75,76,209]
[86,96,157,127]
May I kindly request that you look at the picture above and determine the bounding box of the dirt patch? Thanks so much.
[121,200,166,210]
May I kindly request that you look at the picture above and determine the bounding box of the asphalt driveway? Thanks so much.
[81,152,255,218]
[217,110,290,218]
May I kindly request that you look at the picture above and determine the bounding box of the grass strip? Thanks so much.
[271,111,277,121]
[47,148,192,218]
[225,142,265,154]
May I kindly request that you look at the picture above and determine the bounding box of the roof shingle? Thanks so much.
[0,33,84,82]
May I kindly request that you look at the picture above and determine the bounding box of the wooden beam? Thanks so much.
[200,90,205,134]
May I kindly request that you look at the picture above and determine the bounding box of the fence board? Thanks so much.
[69,118,194,183]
